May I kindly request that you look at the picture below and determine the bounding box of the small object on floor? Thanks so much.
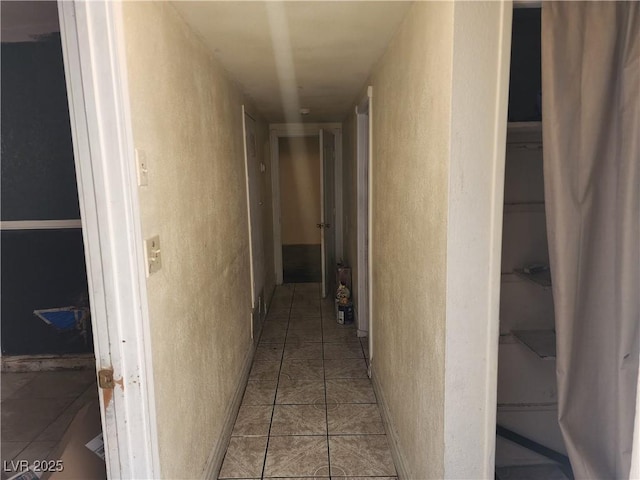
[336,283,351,304]
[336,266,352,290]
[335,282,351,323]
[523,263,548,275]
[337,302,354,325]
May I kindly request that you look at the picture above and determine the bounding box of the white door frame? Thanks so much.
[58,2,160,478]
[242,106,265,339]
[242,107,256,309]
[319,128,337,299]
[443,3,511,477]
[333,129,344,263]
[269,123,341,284]
[355,87,373,343]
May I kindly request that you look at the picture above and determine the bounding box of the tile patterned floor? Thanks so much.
[219,283,397,480]
[0,369,98,479]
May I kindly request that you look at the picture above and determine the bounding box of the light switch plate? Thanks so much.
[136,148,149,186]
[145,235,161,276]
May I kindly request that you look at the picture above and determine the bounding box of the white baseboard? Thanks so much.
[264,283,276,316]
[203,342,255,479]
[1,354,95,372]
[202,283,273,478]
[371,364,410,479]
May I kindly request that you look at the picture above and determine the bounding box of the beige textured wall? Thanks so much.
[122,3,262,477]
[279,136,321,245]
[365,2,454,478]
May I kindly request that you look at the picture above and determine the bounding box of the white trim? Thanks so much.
[631,360,640,479]
[334,128,344,262]
[481,5,511,476]
[442,3,511,478]
[319,129,327,296]
[242,106,257,332]
[366,86,374,370]
[0,219,82,230]
[203,342,256,479]
[58,2,160,478]
[269,122,342,285]
[356,91,371,339]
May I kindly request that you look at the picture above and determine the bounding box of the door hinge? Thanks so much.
[98,368,115,389]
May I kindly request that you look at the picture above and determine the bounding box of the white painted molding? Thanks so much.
[443,3,511,478]
[631,359,640,479]
[319,128,328,298]
[269,122,342,285]
[242,106,257,311]
[356,92,371,339]
[367,87,374,369]
[203,342,255,479]
[334,128,344,262]
[0,219,82,230]
[58,1,160,478]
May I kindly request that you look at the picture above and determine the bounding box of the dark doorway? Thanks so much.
[279,136,322,283]
[282,244,321,283]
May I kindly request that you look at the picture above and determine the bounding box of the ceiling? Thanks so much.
[172,1,412,123]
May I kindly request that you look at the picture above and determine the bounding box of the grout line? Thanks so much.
[259,284,294,480]
[320,284,331,476]
[359,335,368,361]
[224,285,391,479]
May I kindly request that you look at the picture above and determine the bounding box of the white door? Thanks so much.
[243,110,264,327]
[320,129,336,298]
[58,2,160,477]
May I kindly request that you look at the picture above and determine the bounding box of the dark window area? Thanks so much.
[1,230,90,355]
[1,33,80,221]
[1,32,91,355]
[508,8,541,122]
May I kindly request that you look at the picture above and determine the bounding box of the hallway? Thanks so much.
[56,2,520,477]
[219,283,397,479]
